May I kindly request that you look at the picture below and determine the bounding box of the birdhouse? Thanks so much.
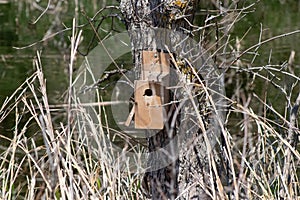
[134,51,170,129]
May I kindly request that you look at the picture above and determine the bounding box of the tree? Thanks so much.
[120,1,229,199]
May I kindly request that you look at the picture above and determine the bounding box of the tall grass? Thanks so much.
[0,17,146,199]
[1,0,300,200]
[1,41,299,199]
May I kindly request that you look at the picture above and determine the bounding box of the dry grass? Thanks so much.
[0,18,146,200]
[1,0,300,200]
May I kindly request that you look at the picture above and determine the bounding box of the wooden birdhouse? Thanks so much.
[134,51,170,129]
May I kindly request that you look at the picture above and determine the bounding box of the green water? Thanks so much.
[0,1,67,104]
[0,0,122,104]
[235,0,300,64]
[0,0,121,143]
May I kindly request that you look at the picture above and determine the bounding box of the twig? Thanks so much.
[31,0,52,24]
[13,28,72,50]
[231,29,300,66]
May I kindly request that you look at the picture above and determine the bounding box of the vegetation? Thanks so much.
[1,0,300,199]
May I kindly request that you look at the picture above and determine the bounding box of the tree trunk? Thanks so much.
[120,1,226,199]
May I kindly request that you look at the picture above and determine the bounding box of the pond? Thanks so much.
[1,1,67,105]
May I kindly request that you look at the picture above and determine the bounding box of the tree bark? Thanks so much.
[120,1,226,199]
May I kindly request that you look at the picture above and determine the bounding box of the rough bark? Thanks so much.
[120,1,226,199]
